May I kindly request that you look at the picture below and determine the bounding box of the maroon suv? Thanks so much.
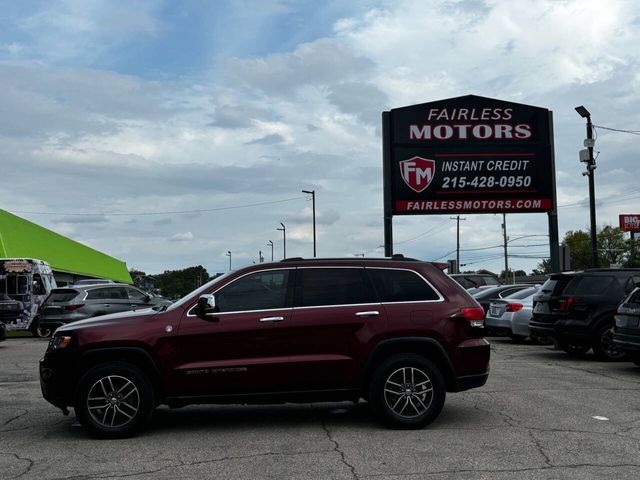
[40,257,490,438]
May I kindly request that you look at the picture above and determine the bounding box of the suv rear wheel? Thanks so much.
[593,324,626,361]
[30,317,51,338]
[74,362,155,438]
[369,354,445,429]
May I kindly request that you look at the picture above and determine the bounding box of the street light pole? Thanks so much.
[267,240,274,261]
[575,105,599,268]
[302,189,316,257]
[450,215,465,273]
[502,213,509,283]
[277,223,286,259]
[226,251,231,271]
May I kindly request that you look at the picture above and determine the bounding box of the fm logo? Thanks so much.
[399,156,435,193]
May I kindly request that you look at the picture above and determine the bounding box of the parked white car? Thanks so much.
[485,286,541,341]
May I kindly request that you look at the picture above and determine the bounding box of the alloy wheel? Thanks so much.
[600,327,625,359]
[87,375,140,428]
[383,367,433,418]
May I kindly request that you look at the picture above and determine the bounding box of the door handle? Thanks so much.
[259,316,284,323]
[104,304,111,307]
[355,311,379,317]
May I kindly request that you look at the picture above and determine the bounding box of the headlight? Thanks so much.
[49,335,72,350]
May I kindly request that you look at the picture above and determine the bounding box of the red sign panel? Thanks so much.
[619,214,640,232]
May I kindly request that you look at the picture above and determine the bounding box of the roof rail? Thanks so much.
[279,255,420,262]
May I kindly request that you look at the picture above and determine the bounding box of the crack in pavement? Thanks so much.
[527,429,553,467]
[322,418,359,480]
[3,408,29,426]
[49,449,334,479]
[363,462,640,477]
[0,451,35,479]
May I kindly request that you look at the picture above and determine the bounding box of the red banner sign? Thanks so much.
[619,214,640,232]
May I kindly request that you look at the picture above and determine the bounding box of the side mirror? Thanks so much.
[144,295,151,303]
[196,294,217,316]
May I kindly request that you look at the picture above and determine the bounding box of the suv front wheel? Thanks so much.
[369,354,445,429]
[74,362,155,438]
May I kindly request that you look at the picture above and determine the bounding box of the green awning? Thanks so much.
[0,210,132,284]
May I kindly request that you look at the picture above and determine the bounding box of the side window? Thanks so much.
[216,270,290,313]
[33,274,46,296]
[86,288,106,300]
[296,268,371,307]
[87,287,127,300]
[369,268,440,303]
[566,275,614,295]
[127,287,148,301]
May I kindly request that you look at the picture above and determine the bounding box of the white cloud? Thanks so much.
[168,232,194,242]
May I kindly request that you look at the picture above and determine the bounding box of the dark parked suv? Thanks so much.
[40,283,173,332]
[530,269,640,360]
[40,257,490,438]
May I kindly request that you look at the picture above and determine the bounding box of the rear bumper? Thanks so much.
[485,315,511,331]
[449,337,490,392]
[453,372,489,392]
[529,320,593,345]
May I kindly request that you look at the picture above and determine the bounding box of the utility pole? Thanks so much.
[302,189,316,257]
[277,223,286,259]
[450,215,466,274]
[575,106,599,268]
[226,251,232,271]
[267,240,274,261]
[259,250,264,263]
[502,214,509,283]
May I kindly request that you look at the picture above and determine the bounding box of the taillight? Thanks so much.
[506,303,524,312]
[460,307,485,327]
[559,296,580,312]
[64,304,84,311]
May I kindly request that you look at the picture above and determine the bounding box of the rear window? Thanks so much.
[506,287,538,300]
[46,289,79,303]
[564,275,615,295]
[471,275,500,286]
[369,269,440,302]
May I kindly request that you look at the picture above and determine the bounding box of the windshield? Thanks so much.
[165,272,231,311]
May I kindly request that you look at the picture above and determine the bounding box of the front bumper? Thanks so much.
[612,331,640,355]
[39,350,77,410]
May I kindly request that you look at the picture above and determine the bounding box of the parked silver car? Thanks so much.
[39,284,172,332]
[485,286,541,341]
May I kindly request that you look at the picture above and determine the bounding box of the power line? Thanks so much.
[9,196,307,217]
[594,125,640,136]
[395,218,450,245]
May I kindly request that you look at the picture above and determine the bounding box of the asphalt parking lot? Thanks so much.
[1,338,640,480]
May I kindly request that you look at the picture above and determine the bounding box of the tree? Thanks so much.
[562,230,592,270]
[597,226,627,267]
[153,265,211,299]
[531,259,551,275]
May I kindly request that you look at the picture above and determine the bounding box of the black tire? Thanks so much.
[556,340,590,356]
[74,361,155,439]
[509,334,527,343]
[633,359,640,368]
[369,354,445,429]
[592,324,626,361]
[30,318,51,338]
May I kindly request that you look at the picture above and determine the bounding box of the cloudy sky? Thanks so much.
[1,0,639,276]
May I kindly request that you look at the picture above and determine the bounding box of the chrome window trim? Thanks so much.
[364,267,445,304]
[186,267,294,317]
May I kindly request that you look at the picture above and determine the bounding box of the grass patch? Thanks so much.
[6,329,32,338]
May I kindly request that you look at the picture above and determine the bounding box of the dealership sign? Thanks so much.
[619,214,640,233]
[383,95,556,215]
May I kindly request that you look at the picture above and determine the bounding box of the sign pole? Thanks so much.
[547,111,560,273]
[382,111,393,256]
